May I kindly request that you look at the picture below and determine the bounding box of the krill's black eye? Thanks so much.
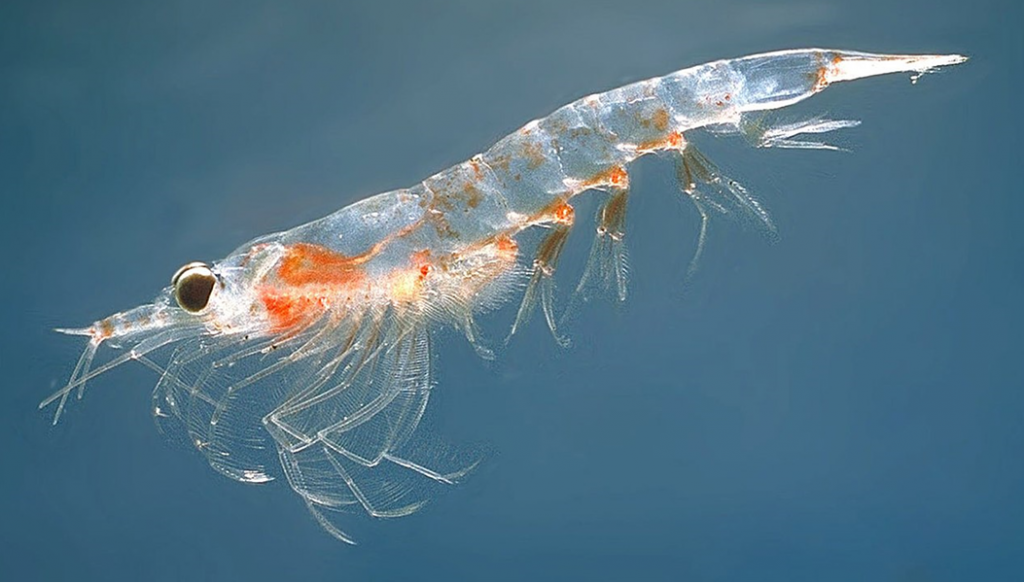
[172,262,216,313]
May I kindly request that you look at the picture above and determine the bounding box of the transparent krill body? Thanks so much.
[44,48,965,543]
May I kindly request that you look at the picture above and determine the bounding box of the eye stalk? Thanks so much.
[171,261,217,313]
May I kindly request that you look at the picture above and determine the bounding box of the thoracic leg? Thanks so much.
[382,452,480,485]
[674,142,777,277]
[508,202,574,346]
[751,116,861,151]
[565,182,632,327]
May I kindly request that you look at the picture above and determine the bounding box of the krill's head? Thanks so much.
[43,257,260,424]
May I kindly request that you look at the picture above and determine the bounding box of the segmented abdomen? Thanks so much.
[413,59,745,247]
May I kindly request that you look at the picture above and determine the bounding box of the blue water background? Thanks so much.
[2,1,1021,580]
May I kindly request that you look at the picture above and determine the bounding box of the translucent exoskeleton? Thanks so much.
[42,49,966,543]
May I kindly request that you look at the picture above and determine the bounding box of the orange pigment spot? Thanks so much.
[637,131,682,153]
[408,248,433,281]
[410,248,431,263]
[610,167,627,185]
[276,243,366,287]
[812,65,829,92]
[259,288,324,332]
[469,158,484,180]
[651,108,670,132]
[522,140,546,170]
[463,183,482,208]
[581,166,629,190]
[259,243,366,331]
[495,234,518,254]
[554,203,574,224]
[811,54,841,93]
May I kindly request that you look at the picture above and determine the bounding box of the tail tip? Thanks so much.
[828,51,969,85]
[55,326,93,337]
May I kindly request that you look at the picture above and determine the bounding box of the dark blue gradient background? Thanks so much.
[2,1,1021,580]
